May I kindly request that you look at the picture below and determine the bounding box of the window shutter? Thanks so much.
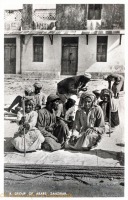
[88,4,102,20]
[33,37,43,62]
[97,36,107,62]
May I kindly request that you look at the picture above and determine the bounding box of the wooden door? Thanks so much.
[61,37,78,75]
[4,38,16,74]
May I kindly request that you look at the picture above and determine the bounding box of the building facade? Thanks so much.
[4,4,125,77]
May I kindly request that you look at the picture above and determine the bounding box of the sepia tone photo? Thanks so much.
[4,3,125,197]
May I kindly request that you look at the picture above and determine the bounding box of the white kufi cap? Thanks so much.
[84,72,91,79]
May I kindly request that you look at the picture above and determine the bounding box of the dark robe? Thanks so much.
[57,75,90,95]
[37,108,69,151]
[99,101,119,127]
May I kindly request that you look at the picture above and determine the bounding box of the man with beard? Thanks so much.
[11,99,45,152]
[37,94,69,151]
[67,92,105,151]
[4,82,46,113]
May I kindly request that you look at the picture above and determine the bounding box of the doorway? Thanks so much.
[4,38,16,74]
[61,37,78,75]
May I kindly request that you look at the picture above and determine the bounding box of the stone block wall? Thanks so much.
[101,4,124,29]
[56,4,124,30]
[56,4,87,30]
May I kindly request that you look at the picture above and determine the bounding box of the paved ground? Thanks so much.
[4,116,124,166]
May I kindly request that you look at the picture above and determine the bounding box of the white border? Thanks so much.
[0,0,128,199]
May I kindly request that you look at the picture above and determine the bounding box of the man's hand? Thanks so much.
[87,127,97,133]
[15,106,22,113]
[23,123,30,130]
[35,104,41,111]
[52,135,58,142]
[19,116,26,125]
[80,87,87,92]
[45,126,54,132]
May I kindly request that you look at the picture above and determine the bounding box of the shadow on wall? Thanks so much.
[108,36,123,54]
[108,43,119,54]
[82,36,124,73]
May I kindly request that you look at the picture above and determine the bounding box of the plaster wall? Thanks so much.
[21,34,125,74]
[22,35,61,73]
[78,35,124,73]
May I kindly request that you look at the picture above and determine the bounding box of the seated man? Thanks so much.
[4,86,34,114]
[37,94,69,151]
[103,74,124,98]
[67,92,105,151]
[4,82,46,113]
[11,99,45,152]
[57,72,91,103]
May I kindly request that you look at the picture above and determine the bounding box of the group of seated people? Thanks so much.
[5,72,123,153]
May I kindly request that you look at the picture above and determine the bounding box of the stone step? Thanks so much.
[4,72,124,81]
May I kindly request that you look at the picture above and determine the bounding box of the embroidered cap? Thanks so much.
[47,94,60,103]
[84,72,91,79]
[80,91,96,102]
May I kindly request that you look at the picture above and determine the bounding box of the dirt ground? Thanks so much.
[4,77,124,146]
[4,77,108,105]
[4,172,124,197]
[4,77,125,197]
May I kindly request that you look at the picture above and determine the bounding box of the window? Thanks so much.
[97,36,108,62]
[88,4,102,20]
[33,37,43,62]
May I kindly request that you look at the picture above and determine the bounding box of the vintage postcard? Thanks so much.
[1,0,127,198]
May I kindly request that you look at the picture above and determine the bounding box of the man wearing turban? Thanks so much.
[11,99,45,152]
[4,81,46,114]
[67,91,105,151]
[4,86,34,114]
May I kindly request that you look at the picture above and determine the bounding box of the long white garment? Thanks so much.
[11,110,45,152]
[17,110,38,129]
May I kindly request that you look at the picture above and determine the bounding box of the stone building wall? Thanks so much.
[56,4,125,30]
